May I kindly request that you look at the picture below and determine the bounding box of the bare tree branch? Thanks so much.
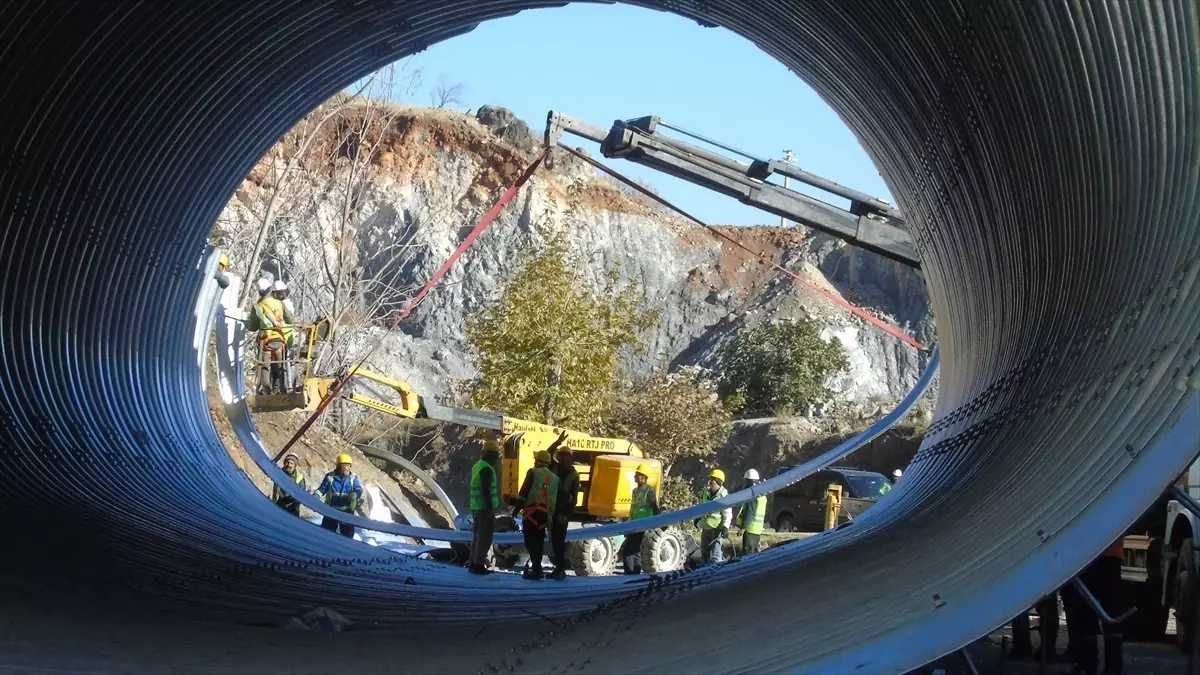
[429,76,466,111]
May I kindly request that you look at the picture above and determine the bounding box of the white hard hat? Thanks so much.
[271,279,288,292]
[255,278,272,293]
[744,468,760,481]
[893,469,903,479]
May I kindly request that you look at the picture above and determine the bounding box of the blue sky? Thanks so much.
[391,3,892,226]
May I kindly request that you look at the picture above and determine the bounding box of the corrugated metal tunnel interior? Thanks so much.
[0,1,1197,673]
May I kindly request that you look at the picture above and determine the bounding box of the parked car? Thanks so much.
[766,467,893,532]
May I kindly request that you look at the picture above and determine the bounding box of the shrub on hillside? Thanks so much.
[716,321,848,417]
[607,366,732,476]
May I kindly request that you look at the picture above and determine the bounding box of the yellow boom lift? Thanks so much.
[247,323,683,575]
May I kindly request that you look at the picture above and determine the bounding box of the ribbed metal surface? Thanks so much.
[0,1,1196,673]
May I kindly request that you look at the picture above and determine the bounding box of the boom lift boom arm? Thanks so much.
[545,111,919,268]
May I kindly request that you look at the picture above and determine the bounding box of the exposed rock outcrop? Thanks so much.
[214,103,934,410]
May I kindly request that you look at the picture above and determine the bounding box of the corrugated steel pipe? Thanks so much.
[0,1,1195,673]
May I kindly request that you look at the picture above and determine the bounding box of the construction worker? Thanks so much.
[619,464,661,574]
[1063,538,1125,674]
[468,439,501,575]
[315,453,363,538]
[271,452,307,516]
[271,279,295,390]
[549,438,579,580]
[257,281,288,394]
[215,252,231,289]
[512,448,559,580]
[697,468,732,564]
[736,468,767,556]
[892,469,903,484]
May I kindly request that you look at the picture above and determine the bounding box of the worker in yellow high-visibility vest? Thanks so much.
[257,285,287,394]
[736,468,767,556]
[271,452,307,516]
[619,464,661,574]
[697,468,731,564]
[467,439,501,575]
[270,279,295,391]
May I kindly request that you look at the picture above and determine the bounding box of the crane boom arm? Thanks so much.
[545,111,919,268]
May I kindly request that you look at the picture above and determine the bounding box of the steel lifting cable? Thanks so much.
[273,148,550,461]
[556,143,930,352]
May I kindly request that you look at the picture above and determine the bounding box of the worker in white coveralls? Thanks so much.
[696,468,732,564]
[736,469,766,556]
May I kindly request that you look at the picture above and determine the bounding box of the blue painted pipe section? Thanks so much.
[1,2,1196,673]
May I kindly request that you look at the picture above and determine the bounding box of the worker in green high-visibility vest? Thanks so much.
[697,468,732,564]
[619,464,661,574]
[467,439,501,575]
[735,468,767,556]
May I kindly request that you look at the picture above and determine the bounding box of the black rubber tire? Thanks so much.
[1175,538,1196,653]
[568,538,615,577]
[641,526,687,573]
[775,514,795,532]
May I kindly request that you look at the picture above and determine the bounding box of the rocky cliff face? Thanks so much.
[214,103,933,408]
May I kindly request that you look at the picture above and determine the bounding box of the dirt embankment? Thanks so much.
[205,354,452,528]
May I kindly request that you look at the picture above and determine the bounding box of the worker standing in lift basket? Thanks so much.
[315,453,363,538]
[468,439,501,575]
[271,279,295,390]
[736,468,766,556]
[247,278,272,388]
[256,280,288,394]
[513,449,559,580]
[697,469,732,564]
[620,464,661,574]
[550,439,579,580]
[271,452,307,517]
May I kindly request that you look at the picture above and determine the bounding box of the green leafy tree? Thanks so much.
[717,320,848,417]
[463,235,657,430]
[608,366,732,476]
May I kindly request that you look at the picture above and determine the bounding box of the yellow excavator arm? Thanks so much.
[322,366,423,419]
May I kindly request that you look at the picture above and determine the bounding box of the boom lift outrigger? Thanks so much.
[544,111,920,268]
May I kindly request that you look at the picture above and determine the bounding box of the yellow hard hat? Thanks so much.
[534,450,552,465]
[336,453,352,466]
[635,463,652,477]
[709,468,726,483]
[219,253,230,268]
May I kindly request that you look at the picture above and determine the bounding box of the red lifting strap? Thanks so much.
[556,144,930,353]
[273,148,550,461]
